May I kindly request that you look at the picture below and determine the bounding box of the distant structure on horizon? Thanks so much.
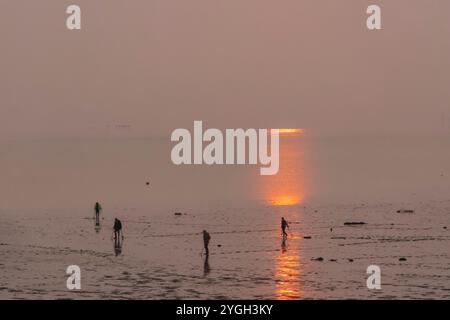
[106,123,133,135]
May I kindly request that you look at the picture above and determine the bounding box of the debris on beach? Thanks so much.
[399,257,407,262]
[329,259,337,262]
[311,257,324,262]
[146,181,150,186]
[396,209,414,213]
[303,236,312,239]
[348,259,354,262]
[217,244,222,247]
[331,236,346,240]
[344,222,366,226]
[174,212,182,216]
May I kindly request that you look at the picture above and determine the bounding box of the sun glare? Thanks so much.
[271,128,304,134]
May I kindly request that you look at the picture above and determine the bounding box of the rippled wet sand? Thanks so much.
[0,200,449,299]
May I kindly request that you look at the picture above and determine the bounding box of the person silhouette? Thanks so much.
[113,218,123,247]
[202,230,211,256]
[94,202,102,225]
[281,217,289,238]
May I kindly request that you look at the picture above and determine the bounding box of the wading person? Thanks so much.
[202,230,211,256]
[281,217,289,238]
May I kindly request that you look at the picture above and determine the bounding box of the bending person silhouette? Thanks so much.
[113,218,123,248]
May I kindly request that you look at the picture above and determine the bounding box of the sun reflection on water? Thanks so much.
[262,130,306,206]
[274,235,303,299]
[260,131,307,299]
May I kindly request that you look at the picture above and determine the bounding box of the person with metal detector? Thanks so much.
[281,217,290,238]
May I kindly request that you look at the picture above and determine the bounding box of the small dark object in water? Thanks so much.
[444,226,447,229]
[329,259,337,262]
[217,244,222,247]
[331,236,346,240]
[348,259,354,262]
[174,212,182,216]
[399,257,407,262]
[146,181,150,186]
[344,222,366,226]
[311,257,324,262]
[330,227,333,232]
[396,209,414,213]
[303,236,312,239]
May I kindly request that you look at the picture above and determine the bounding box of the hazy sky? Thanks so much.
[1,0,450,139]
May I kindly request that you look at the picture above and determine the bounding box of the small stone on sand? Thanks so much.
[311,257,324,262]
[396,209,414,213]
[344,222,366,226]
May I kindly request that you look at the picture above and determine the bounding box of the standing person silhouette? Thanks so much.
[202,230,211,256]
[113,218,123,247]
[281,217,289,238]
[94,202,102,225]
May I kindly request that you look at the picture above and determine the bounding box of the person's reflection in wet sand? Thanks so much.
[203,253,211,276]
[94,216,101,233]
[113,218,124,256]
[114,236,123,256]
[281,237,287,254]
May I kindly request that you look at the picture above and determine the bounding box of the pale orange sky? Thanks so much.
[1,0,450,139]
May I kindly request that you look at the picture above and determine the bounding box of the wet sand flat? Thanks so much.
[1,200,449,299]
